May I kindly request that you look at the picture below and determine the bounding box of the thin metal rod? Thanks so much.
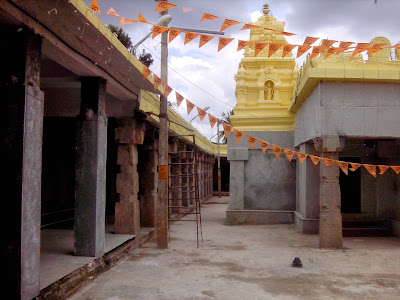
[170,26,224,35]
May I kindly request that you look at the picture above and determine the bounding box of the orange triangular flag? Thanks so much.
[323,158,335,166]
[310,155,321,165]
[255,42,268,56]
[258,140,269,153]
[271,144,282,158]
[196,107,207,121]
[283,148,295,162]
[119,18,137,25]
[186,100,195,115]
[138,13,151,24]
[201,13,219,22]
[240,24,260,30]
[208,114,218,129]
[378,165,389,175]
[321,39,337,49]
[163,83,173,98]
[325,47,337,57]
[282,44,297,58]
[89,0,101,12]
[184,32,200,45]
[182,7,196,13]
[175,91,184,107]
[337,161,349,175]
[237,40,250,51]
[303,36,319,46]
[367,43,386,55]
[310,46,324,59]
[349,163,361,171]
[391,166,400,174]
[169,29,183,43]
[297,45,311,58]
[152,26,169,39]
[155,1,176,12]
[336,41,353,54]
[221,19,241,31]
[233,129,244,144]
[142,65,152,80]
[296,152,308,163]
[352,43,370,56]
[363,164,377,177]
[199,35,214,48]
[246,135,257,150]
[281,31,295,36]
[218,37,234,52]
[106,7,121,17]
[222,122,232,138]
[268,43,283,58]
[153,74,162,90]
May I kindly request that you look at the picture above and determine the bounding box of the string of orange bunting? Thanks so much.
[140,60,399,178]
[89,0,400,177]
[89,0,400,59]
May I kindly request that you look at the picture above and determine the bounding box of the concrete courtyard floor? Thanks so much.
[70,196,400,300]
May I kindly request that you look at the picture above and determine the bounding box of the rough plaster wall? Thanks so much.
[295,81,400,146]
[244,151,296,210]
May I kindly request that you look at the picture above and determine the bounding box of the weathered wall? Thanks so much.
[228,131,296,212]
[294,81,400,146]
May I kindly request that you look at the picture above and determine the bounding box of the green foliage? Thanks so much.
[107,24,132,49]
[107,25,154,67]
[218,109,234,144]
[138,49,154,67]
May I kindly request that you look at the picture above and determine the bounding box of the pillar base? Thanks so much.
[115,200,140,236]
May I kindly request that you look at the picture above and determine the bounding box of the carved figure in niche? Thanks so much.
[264,81,274,100]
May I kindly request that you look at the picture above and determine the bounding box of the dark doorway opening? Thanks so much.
[339,157,361,213]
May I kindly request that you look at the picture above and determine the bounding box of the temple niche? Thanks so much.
[264,80,274,100]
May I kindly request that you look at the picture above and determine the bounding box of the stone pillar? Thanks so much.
[75,77,107,257]
[114,119,145,236]
[314,136,344,249]
[1,31,43,300]
[140,135,158,227]
[227,148,248,210]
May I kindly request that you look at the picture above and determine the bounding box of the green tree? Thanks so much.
[107,25,154,67]
[218,109,234,144]
[138,49,154,67]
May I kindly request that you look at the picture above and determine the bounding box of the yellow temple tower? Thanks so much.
[230,3,298,131]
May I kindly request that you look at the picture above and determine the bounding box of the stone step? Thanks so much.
[342,227,393,237]
[342,219,390,228]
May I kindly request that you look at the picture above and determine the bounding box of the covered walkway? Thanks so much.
[70,196,400,299]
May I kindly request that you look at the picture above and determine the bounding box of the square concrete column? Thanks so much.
[75,77,107,257]
[227,148,248,210]
[1,32,43,300]
[314,136,344,249]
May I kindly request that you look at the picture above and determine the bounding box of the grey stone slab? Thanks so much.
[227,148,248,161]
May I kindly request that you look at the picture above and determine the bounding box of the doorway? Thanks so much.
[339,157,361,213]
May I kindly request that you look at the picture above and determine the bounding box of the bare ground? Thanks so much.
[70,196,400,300]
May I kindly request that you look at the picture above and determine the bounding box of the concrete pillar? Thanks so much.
[227,148,248,210]
[1,31,43,300]
[314,136,343,249]
[114,119,145,236]
[75,77,107,257]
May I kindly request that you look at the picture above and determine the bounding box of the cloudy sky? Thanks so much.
[84,0,400,141]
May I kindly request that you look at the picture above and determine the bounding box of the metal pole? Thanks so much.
[217,121,222,198]
[157,8,169,249]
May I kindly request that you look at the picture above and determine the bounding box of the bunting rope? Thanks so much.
[89,0,400,59]
[88,0,400,178]
[140,59,399,178]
